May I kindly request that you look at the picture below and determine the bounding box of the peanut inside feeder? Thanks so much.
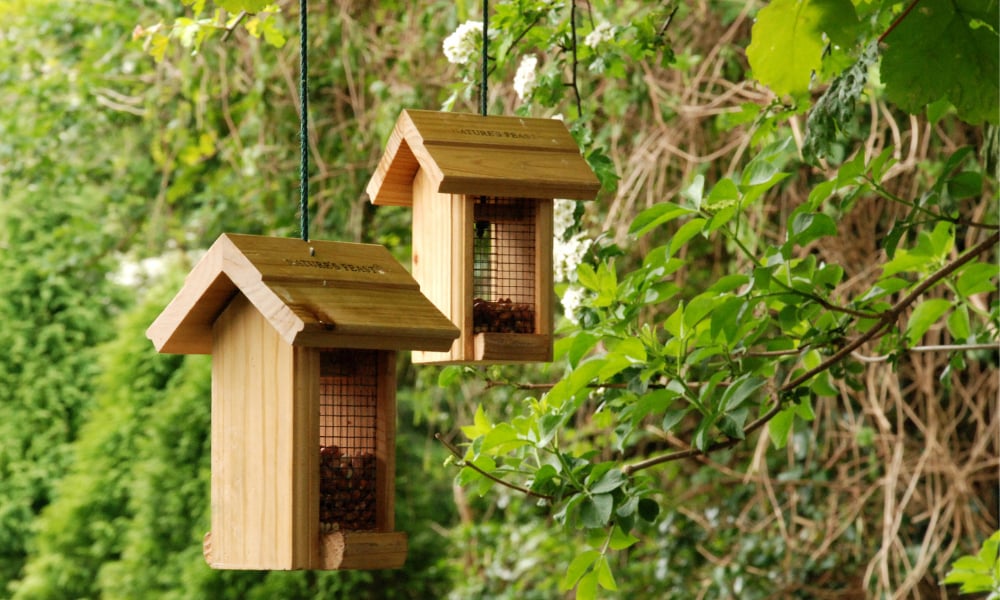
[473,197,536,334]
[319,349,378,532]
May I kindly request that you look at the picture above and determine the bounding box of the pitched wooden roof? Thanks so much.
[366,109,601,206]
[146,233,459,354]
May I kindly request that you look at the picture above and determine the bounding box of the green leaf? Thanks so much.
[437,365,464,388]
[629,388,680,424]
[789,212,838,246]
[957,262,1000,297]
[669,218,707,257]
[637,498,660,521]
[609,526,641,550]
[881,0,1000,125]
[576,570,599,600]
[803,41,878,159]
[947,305,971,341]
[661,408,688,432]
[588,468,626,494]
[560,550,600,591]
[581,493,614,528]
[768,406,796,449]
[720,374,767,412]
[704,178,740,209]
[595,555,618,591]
[747,0,860,96]
[577,263,600,292]
[906,299,952,346]
[461,404,493,439]
[629,202,697,237]
[216,0,272,12]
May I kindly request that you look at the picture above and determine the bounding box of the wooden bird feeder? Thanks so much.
[145,233,458,571]
[366,110,600,364]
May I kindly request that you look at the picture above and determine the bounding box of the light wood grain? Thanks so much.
[210,294,308,569]
[319,531,408,570]
[366,109,600,206]
[146,233,458,354]
[375,351,396,532]
[474,333,553,363]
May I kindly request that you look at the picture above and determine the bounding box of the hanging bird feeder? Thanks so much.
[366,109,600,364]
[146,233,458,570]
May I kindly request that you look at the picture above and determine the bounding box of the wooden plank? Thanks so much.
[412,169,464,363]
[210,295,297,569]
[147,233,459,355]
[366,129,422,206]
[147,243,233,354]
[365,109,600,206]
[291,347,320,568]
[265,284,459,351]
[535,199,554,340]
[405,109,583,152]
[375,351,396,532]
[319,531,408,570]
[224,233,419,289]
[474,333,553,363]
[430,146,600,200]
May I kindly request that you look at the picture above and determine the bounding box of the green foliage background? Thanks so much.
[0,0,997,598]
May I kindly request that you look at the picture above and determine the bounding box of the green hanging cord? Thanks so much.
[480,0,489,116]
[299,0,310,242]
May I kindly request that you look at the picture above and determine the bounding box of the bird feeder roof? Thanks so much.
[146,233,460,354]
[366,109,601,206]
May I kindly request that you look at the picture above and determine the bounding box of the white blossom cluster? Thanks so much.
[560,285,588,325]
[553,197,576,235]
[442,20,483,65]
[513,55,538,101]
[584,21,615,48]
[553,195,593,323]
[554,231,592,283]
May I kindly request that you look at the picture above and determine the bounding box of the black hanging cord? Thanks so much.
[299,0,310,242]
[480,0,489,116]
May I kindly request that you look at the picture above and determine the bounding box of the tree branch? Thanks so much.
[222,11,248,42]
[435,433,555,502]
[622,230,999,475]
[566,0,583,118]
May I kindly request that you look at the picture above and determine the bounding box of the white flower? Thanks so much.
[553,198,577,238]
[560,285,588,325]
[553,232,592,283]
[443,20,483,65]
[584,21,614,48]
[513,55,538,101]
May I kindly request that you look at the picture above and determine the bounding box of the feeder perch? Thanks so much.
[145,233,458,570]
[366,109,600,364]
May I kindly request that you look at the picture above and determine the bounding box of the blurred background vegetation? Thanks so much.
[0,0,996,598]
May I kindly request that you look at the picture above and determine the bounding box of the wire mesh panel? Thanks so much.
[319,349,378,532]
[472,196,536,334]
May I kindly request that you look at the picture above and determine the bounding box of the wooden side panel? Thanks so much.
[412,170,473,363]
[535,199,554,339]
[474,333,552,363]
[292,347,320,568]
[319,531,408,570]
[375,351,396,532]
[209,294,297,570]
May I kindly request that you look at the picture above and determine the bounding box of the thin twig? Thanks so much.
[867,177,1000,231]
[567,0,583,117]
[852,343,1000,363]
[435,433,555,501]
[222,10,248,42]
[623,231,999,475]
[878,0,921,45]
